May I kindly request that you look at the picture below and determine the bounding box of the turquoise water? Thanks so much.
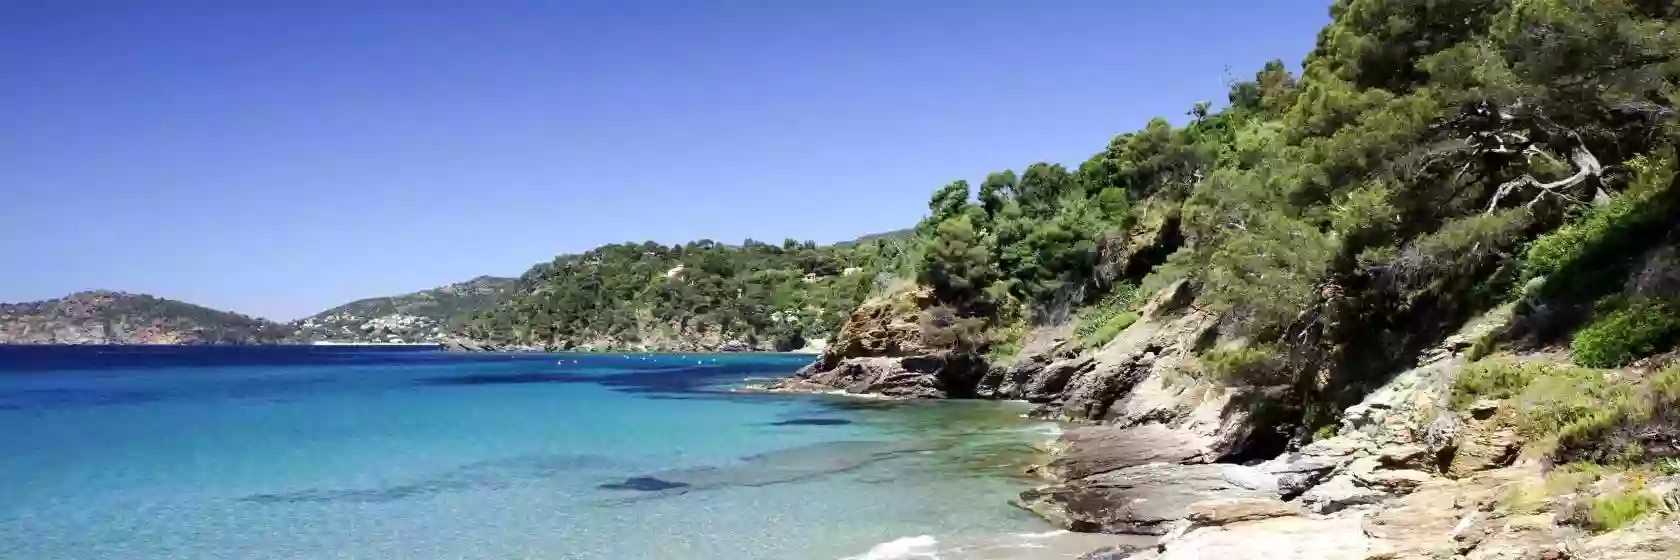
[0,347,1058,559]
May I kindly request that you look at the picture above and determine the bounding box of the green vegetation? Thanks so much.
[1586,488,1663,532]
[1520,148,1678,288]
[1450,359,1631,439]
[1079,313,1138,351]
[1200,344,1289,386]
[1073,284,1143,349]
[463,236,908,350]
[452,0,1680,399]
[1454,358,1680,472]
[1554,364,1680,466]
[1571,299,1680,367]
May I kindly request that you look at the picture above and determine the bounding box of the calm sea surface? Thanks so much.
[0,346,1067,559]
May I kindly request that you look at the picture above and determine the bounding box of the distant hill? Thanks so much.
[291,276,515,344]
[0,291,294,344]
[838,228,913,246]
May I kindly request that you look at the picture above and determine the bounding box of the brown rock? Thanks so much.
[1444,403,1520,478]
[1184,497,1305,526]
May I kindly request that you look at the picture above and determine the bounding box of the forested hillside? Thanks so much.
[899,0,1680,409]
[461,235,914,351]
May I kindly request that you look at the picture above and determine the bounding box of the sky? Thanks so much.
[0,0,1330,320]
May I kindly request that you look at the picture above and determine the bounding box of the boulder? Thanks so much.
[1447,405,1520,478]
[808,286,932,371]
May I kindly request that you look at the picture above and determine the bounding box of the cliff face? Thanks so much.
[291,276,513,344]
[0,291,293,344]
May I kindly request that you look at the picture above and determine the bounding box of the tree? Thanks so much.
[978,170,1017,218]
[919,214,997,306]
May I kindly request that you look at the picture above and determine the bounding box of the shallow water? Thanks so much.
[0,347,1103,559]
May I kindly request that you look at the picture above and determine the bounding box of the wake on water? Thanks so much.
[844,530,1144,560]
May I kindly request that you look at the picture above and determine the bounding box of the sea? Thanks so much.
[0,346,1130,559]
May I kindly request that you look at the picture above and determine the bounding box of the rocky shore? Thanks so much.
[766,282,1680,559]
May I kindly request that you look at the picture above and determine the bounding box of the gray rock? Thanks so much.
[978,351,1052,399]
[1021,355,1095,402]
[1015,462,1278,535]
[1299,474,1387,514]
[715,339,753,352]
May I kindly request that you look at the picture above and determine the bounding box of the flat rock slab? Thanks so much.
[1017,462,1278,535]
[1154,512,1375,559]
[1047,424,1215,480]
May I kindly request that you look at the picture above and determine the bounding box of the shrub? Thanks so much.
[1517,368,1633,438]
[1451,360,1633,439]
[1079,312,1139,350]
[1586,488,1661,532]
[1391,209,1530,293]
[1555,365,1680,466]
[1465,328,1499,362]
[985,319,1027,363]
[1073,283,1143,349]
[1201,344,1289,386]
[1570,299,1680,368]
[1449,359,1544,409]
[919,305,988,352]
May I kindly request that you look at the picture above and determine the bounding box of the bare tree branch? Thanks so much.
[1486,144,1604,213]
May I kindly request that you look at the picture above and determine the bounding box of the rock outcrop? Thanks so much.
[1054,306,1676,559]
[779,354,987,398]
[766,286,996,398]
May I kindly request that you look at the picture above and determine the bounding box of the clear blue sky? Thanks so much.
[0,0,1329,320]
